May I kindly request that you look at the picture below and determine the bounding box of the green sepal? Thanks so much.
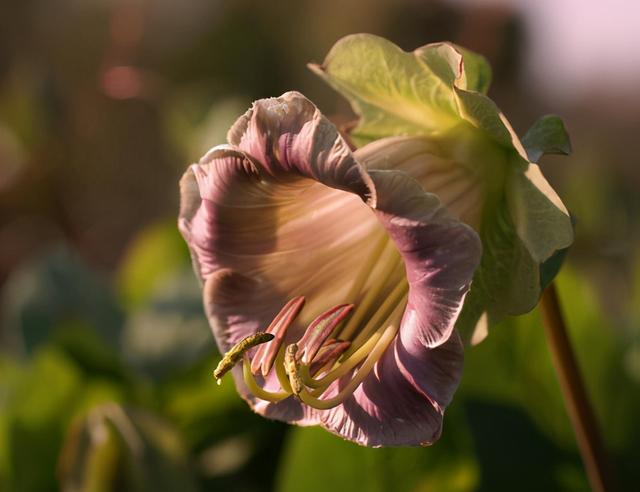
[452,45,492,94]
[522,115,572,162]
[539,247,569,292]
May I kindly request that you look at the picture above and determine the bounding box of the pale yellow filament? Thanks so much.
[338,242,402,340]
[296,310,401,410]
[344,233,389,304]
[298,334,375,391]
[242,356,289,402]
[300,301,405,393]
[344,284,408,358]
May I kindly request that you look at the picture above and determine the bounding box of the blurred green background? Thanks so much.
[0,1,638,491]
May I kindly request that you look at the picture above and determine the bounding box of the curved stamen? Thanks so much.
[300,301,405,393]
[297,307,402,410]
[298,335,374,390]
[274,345,293,394]
[215,265,408,411]
[242,356,289,402]
[284,344,303,396]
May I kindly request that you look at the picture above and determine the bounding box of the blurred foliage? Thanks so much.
[277,406,478,492]
[58,404,198,492]
[1,246,124,355]
[117,221,190,310]
[0,224,290,491]
[117,222,212,379]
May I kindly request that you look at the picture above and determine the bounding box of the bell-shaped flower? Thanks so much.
[310,34,574,344]
[178,91,481,447]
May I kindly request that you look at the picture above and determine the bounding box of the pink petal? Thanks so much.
[228,91,376,206]
[370,169,482,348]
[319,332,463,447]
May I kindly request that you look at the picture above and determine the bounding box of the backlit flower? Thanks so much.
[178,91,481,447]
[310,34,574,343]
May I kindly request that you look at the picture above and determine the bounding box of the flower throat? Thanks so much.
[212,234,408,410]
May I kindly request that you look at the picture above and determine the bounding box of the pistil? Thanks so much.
[214,332,274,383]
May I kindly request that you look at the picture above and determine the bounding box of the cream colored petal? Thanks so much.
[355,136,484,230]
[184,148,388,343]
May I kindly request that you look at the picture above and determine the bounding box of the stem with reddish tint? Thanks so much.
[540,282,615,492]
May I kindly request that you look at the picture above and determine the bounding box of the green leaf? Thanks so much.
[458,160,574,344]
[161,358,243,434]
[1,348,84,491]
[311,34,505,150]
[522,115,572,162]
[416,42,464,86]
[0,245,124,355]
[120,269,212,379]
[53,321,129,382]
[463,400,588,491]
[462,266,640,460]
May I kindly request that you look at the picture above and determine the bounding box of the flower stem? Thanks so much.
[540,282,615,492]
